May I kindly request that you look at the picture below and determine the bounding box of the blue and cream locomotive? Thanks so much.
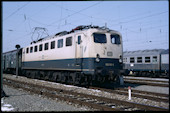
[3,25,125,86]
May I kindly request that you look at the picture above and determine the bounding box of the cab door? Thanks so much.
[75,34,83,69]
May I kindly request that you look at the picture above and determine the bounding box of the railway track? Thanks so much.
[124,77,169,87]
[3,76,168,111]
[90,87,169,103]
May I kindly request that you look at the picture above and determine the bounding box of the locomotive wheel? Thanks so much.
[66,72,71,84]
[64,73,69,84]
[30,71,36,79]
[25,71,30,78]
[39,71,45,80]
[87,75,92,86]
[74,73,80,85]
[71,73,76,85]
[79,74,86,86]
[56,72,62,83]
[46,71,52,81]
[51,72,58,82]
[85,75,92,88]
[73,73,85,86]
[34,71,40,79]
[21,70,26,76]
[68,76,73,84]
[68,73,75,85]
[60,72,66,83]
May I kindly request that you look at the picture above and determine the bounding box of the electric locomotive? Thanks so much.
[3,25,126,86]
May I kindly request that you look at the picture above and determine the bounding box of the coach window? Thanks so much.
[137,57,142,63]
[26,48,29,53]
[66,37,72,46]
[39,44,43,51]
[51,41,55,49]
[34,45,38,52]
[145,57,150,63]
[45,43,49,50]
[152,56,157,63]
[123,58,127,63]
[130,57,135,63]
[58,39,63,48]
[30,47,33,53]
[111,34,121,44]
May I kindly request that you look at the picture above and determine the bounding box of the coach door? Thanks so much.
[75,34,83,69]
[3,55,6,70]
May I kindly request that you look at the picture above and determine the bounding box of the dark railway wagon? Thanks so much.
[3,49,22,74]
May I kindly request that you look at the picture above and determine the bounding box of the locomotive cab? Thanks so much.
[85,28,124,84]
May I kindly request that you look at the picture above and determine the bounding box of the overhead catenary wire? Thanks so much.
[22,2,102,28]
[121,24,168,34]
[3,2,30,21]
[49,3,153,29]
[3,2,168,52]
[108,11,168,27]
[15,2,168,34]
[46,1,102,27]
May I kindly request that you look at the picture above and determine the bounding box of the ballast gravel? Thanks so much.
[3,74,169,110]
[1,85,92,111]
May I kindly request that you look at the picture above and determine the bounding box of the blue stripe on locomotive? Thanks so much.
[22,58,122,75]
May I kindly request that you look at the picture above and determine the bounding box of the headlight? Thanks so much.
[119,55,122,63]
[119,59,122,63]
[96,54,100,62]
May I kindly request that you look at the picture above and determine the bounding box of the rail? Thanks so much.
[3,77,168,111]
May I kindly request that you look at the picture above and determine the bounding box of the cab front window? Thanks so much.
[111,34,121,44]
[93,33,106,43]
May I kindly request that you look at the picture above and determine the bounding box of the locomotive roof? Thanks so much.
[123,49,165,57]
[30,25,120,45]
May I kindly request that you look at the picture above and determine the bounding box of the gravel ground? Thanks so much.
[124,76,169,81]
[1,85,92,112]
[2,74,169,110]
[130,84,169,94]
[123,76,169,94]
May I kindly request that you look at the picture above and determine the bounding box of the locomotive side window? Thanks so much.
[39,44,43,51]
[58,39,63,48]
[145,57,150,63]
[66,37,72,46]
[111,34,120,44]
[34,45,38,52]
[137,57,142,63]
[51,41,55,49]
[30,47,33,53]
[93,33,106,43]
[45,43,49,50]
[26,48,29,53]
[152,56,157,63]
[130,57,135,63]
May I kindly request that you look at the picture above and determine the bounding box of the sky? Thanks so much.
[2,1,169,52]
